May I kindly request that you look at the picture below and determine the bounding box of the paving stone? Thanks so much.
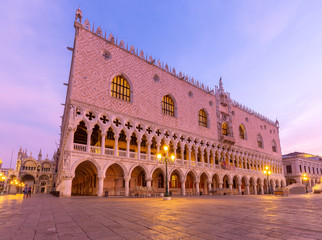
[0,194,322,240]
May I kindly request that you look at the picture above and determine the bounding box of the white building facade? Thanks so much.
[283,152,322,186]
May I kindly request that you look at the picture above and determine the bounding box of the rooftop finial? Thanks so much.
[219,77,223,90]
[75,8,83,23]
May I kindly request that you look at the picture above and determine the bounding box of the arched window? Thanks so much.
[171,174,179,188]
[162,95,174,117]
[222,122,228,136]
[272,140,277,152]
[111,75,130,102]
[198,109,207,127]
[257,134,264,148]
[239,124,246,139]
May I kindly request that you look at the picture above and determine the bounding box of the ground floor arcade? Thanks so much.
[57,158,285,197]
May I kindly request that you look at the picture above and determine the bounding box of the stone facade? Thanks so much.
[4,148,57,194]
[283,152,322,186]
[56,9,285,197]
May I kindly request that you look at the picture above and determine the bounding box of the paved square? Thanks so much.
[0,194,321,240]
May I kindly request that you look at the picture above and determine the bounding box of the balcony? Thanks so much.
[72,144,270,175]
[220,135,235,144]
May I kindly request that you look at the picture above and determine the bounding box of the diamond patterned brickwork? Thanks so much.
[69,26,281,156]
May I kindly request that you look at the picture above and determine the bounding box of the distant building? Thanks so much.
[56,9,285,197]
[282,152,322,186]
[3,148,57,194]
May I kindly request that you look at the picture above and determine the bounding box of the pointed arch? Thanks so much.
[74,121,87,145]
[110,75,131,102]
[162,94,176,117]
[222,122,228,136]
[272,139,277,152]
[257,134,264,148]
[198,109,208,127]
[239,124,247,140]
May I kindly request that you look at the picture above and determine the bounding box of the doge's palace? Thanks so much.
[55,9,285,197]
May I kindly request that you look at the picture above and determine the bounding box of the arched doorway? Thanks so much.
[38,175,49,193]
[223,175,230,189]
[104,163,125,196]
[212,173,220,191]
[170,170,182,196]
[72,161,98,196]
[249,177,256,195]
[130,166,146,192]
[241,176,248,194]
[21,174,35,193]
[232,175,239,194]
[200,173,209,195]
[185,171,196,195]
[257,178,262,194]
[152,168,164,194]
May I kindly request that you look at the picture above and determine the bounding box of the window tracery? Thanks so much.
[162,95,174,117]
[198,109,207,127]
[111,75,130,102]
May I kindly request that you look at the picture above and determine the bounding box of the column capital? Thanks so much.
[123,177,131,181]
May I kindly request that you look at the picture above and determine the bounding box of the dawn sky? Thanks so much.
[0,0,321,167]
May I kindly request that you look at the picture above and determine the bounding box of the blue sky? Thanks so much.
[0,0,321,167]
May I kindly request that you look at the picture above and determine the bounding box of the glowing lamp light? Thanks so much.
[171,155,175,161]
[157,153,162,160]
[10,181,13,184]
[163,146,168,151]
[265,166,269,170]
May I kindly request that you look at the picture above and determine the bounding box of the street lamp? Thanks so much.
[157,145,175,199]
[302,173,308,193]
[263,166,272,194]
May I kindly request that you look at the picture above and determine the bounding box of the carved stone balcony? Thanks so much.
[220,135,235,144]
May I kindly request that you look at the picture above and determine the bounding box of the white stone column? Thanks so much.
[137,136,141,160]
[271,182,275,192]
[246,184,250,195]
[208,181,212,195]
[238,184,242,195]
[101,133,106,155]
[254,184,257,195]
[124,177,130,197]
[217,151,222,169]
[181,179,186,196]
[126,137,130,158]
[147,142,151,161]
[260,184,264,195]
[219,182,223,189]
[87,130,92,153]
[146,178,152,189]
[229,184,233,191]
[114,133,119,156]
[195,181,200,195]
[97,176,104,197]
[181,143,184,162]
[188,148,192,166]
[201,148,205,167]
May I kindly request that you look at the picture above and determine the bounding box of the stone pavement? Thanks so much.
[0,194,322,240]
